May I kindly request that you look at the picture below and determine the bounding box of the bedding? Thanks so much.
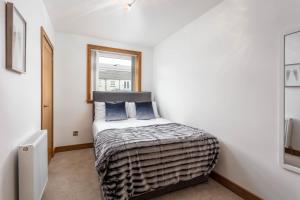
[126,102,160,118]
[135,102,155,120]
[93,118,170,139]
[94,102,105,120]
[105,102,127,121]
[152,102,160,118]
[93,119,219,200]
[126,102,136,118]
[94,101,160,120]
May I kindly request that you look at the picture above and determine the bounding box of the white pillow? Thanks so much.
[94,102,105,120]
[152,102,160,118]
[126,101,160,118]
[126,102,136,118]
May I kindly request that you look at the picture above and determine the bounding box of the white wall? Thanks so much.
[0,0,54,199]
[153,0,300,199]
[54,32,153,147]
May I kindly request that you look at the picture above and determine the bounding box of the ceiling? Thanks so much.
[43,0,222,47]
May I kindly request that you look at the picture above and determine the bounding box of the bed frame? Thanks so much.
[92,91,209,200]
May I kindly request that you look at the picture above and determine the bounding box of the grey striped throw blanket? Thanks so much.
[94,123,219,200]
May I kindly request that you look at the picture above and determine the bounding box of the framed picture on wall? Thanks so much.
[6,2,27,73]
[285,64,300,87]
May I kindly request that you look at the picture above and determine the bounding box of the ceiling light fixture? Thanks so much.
[126,0,137,11]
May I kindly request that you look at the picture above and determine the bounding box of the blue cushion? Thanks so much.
[105,102,127,121]
[135,102,155,120]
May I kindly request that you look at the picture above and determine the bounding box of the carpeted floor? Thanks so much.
[42,149,243,200]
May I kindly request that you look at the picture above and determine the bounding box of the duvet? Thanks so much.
[94,123,219,200]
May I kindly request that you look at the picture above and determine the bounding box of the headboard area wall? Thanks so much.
[92,91,152,120]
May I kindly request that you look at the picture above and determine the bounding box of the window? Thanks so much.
[87,44,142,103]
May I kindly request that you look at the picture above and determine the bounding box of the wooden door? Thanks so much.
[41,27,54,162]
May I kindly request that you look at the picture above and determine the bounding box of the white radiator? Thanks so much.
[18,130,48,200]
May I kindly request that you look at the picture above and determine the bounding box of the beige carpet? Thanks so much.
[42,149,243,200]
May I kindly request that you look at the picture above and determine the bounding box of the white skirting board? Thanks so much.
[18,130,48,200]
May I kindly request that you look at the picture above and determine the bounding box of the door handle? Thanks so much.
[43,105,49,108]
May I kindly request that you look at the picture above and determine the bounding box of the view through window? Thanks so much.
[92,51,134,92]
[87,45,141,102]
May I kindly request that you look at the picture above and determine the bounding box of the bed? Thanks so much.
[92,91,219,200]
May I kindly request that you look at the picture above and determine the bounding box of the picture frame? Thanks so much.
[285,64,300,87]
[6,2,27,73]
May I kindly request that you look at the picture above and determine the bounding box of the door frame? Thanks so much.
[40,27,54,160]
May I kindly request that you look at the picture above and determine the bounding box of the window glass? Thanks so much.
[91,50,135,93]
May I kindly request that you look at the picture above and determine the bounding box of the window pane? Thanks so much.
[98,57,132,66]
[95,79,106,91]
[120,80,131,91]
[91,50,135,93]
[106,80,120,91]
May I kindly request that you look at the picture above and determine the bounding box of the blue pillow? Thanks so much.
[105,102,127,121]
[135,102,155,120]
